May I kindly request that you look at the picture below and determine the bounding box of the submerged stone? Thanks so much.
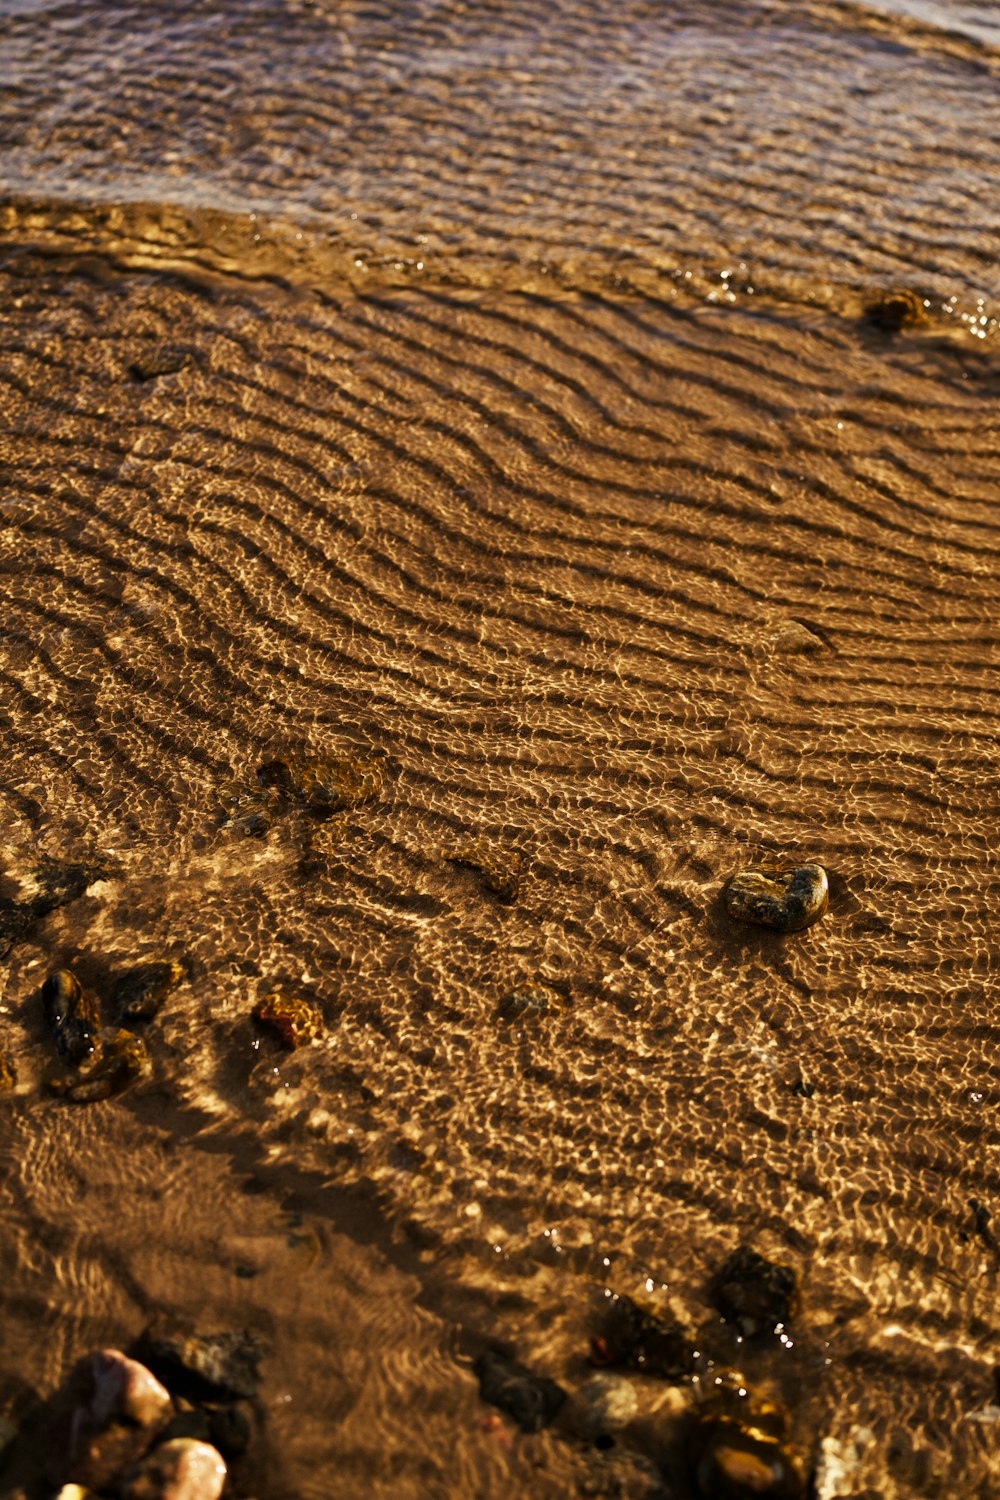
[122,1438,226,1500]
[252,991,324,1050]
[473,1348,566,1434]
[135,1329,265,1403]
[497,984,565,1022]
[128,346,191,382]
[864,287,926,332]
[42,969,100,1064]
[256,752,385,813]
[48,1030,150,1104]
[686,1379,803,1500]
[112,959,186,1026]
[590,1292,696,1379]
[570,1374,638,1445]
[711,1246,797,1338]
[448,841,523,902]
[724,862,828,933]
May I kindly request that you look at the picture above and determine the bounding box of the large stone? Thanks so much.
[473,1349,566,1434]
[724,863,828,933]
[711,1247,797,1338]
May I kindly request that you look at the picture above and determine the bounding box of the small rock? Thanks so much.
[256,752,384,813]
[711,1247,797,1338]
[252,992,324,1050]
[135,1329,264,1403]
[112,960,186,1026]
[497,984,566,1023]
[570,1374,639,1445]
[122,1438,227,1500]
[590,1292,695,1379]
[128,347,191,382]
[724,862,828,933]
[88,1349,173,1429]
[42,969,101,1064]
[473,1349,566,1434]
[863,287,925,332]
[448,841,523,902]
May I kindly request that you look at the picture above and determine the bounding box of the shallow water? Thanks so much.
[0,2,998,1496]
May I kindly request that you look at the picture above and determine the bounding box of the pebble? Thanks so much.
[88,1349,173,1430]
[569,1374,638,1444]
[864,287,925,332]
[724,862,828,933]
[711,1246,797,1338]
[252,992,324,1050]
[473,1348,566,1434]
[42,969,101,1064]
[128,347,191,382]
[122,1438,227,1500]
[48,1030,150,1104]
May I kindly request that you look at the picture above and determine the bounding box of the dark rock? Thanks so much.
[863,288,926,332]
[42,969,101,1064]
[686,1379,803,1499]
[711,1247,797,1338]
[134,1329,265,1403]
[724,862,828,933]
[252,992,324,1049]
[473,1348,566,1434]
[112,960,186,1026]
[590,1292,696,1379]
[448,840,523,902]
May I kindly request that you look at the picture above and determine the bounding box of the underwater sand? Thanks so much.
[0,1,998,1495]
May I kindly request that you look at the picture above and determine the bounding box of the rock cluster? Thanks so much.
[41,1329,261,1498]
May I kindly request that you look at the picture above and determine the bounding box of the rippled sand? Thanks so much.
[0,2,998,1496]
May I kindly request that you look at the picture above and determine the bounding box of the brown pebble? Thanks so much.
[252,992,324,1049]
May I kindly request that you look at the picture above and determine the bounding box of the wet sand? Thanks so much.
[0,2,998,1496]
